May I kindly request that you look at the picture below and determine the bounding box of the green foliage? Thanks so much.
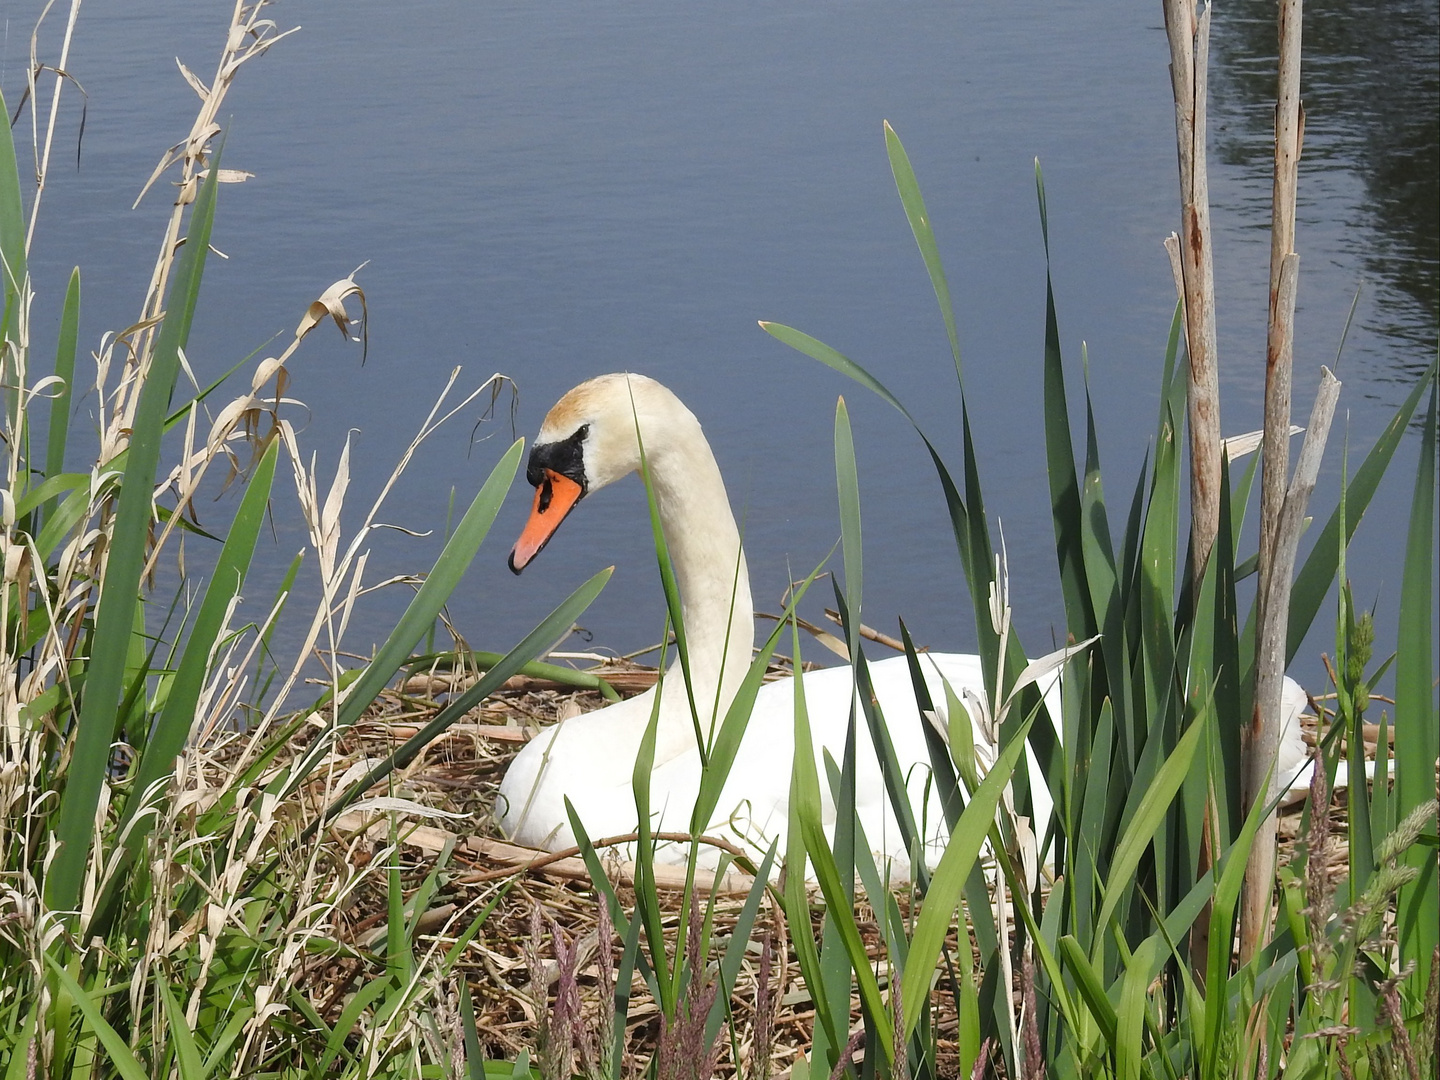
[766,124,1439,1079]
[0,13,612,1079]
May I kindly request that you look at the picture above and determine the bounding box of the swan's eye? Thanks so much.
[538,477,554,513]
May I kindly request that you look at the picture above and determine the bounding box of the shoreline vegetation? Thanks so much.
[1,2,1435,1079]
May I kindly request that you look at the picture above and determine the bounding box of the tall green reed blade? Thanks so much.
[1091,700,1206,962]
[884,120,961,381]
[789,640,894,1068]
[689,561,824,836]
[633,386,704,754]
[41,267,81,523]
[0,88,26,359]
[129,438,278,820]
[46,149,224,919]
[1036,162,1097,648]
[1395,371,1437,1000]
[759,324,1049,809]
[1080,348,1134,758]
[884,123,1024,717]
[630,677,674,1007]
[900,714,1034,1043]
[782,620,845,1064]
[88,437,280,936]
[1201,773,1271,1080]
[835,396,863,658]
[754,322,981,601]
[701,842,777,1048]
[43,956,150,1080]
[833,394,927,875]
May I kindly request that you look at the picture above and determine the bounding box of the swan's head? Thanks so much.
[509,373,684,574]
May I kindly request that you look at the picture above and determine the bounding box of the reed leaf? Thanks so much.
[41,267,81,523]
[43,957,150,1080]
[46,149,224,918]
[1037,162,1097,648]
[901,715,1033,1041]
[0,88,26,349]
[1395,371,1438,996]
[157,979,204,1080]
[790,659,894,1065]
[1092,703,1204,956]
[884,121,962,380]
[129,438,277,825]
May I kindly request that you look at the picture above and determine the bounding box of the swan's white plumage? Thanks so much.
[497,373,1321,878]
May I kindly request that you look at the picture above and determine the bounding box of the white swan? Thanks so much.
[495,373,1322,879]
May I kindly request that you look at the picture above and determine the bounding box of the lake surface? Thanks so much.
[4,1,1436,695]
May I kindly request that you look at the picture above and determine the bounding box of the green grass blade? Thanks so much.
[459,976,486,1080]
[41,267,81,522]
[884,121,962,380]
[1203,765,1271,1077]
[1081,354,1133,742]
[835,397,863,646]
[792,668,894,1063]
[630,684,673,1004]
[1058,934,1119,1049]
[783,630,841,1058]
[0,87,27,349]
[1395,371,1438,996]
[1116,935,1163,1080]
[1037,162,1096,646]
[1092,703,1205,950]
[387,821,410,988]
[900,620,963,831]
[43,957,150,1080]
[330,437,524,733]
[901,714,1034,1041]
[634,414,703,754]
[157,978,204,1080]
[88,440,280,936]
[46,149,223,918]
[703,841,777,1047]
[129,438,277,819]
[690,562,823,834]
[318,975,392,1076]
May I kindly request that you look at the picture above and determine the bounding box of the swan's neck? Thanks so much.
[644,424,754,751]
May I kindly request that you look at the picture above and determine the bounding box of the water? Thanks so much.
[4,0,1435,696]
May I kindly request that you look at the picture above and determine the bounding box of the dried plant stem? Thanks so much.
[1242,0,1310,963]
[1242,367,1340,959]
[1162,0,1223,581]
[23,0,83,252]
[459,830,759,885]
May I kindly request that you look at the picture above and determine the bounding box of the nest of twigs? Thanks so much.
[288,659,1382,1078]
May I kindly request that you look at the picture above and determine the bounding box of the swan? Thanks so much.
[495,373,1321,879]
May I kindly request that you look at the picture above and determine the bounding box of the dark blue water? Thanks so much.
[4,1,1435,696]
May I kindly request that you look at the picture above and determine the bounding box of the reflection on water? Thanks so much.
[1211,0,1438,378]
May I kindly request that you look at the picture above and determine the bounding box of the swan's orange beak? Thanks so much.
[509,469,585,574]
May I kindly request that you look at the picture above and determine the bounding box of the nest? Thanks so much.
[289,661,1390,1078]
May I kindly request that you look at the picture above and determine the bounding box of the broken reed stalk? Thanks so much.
[1162,0,1223,582]
[1243,368,1339,957]
[1241,0,1307,963]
